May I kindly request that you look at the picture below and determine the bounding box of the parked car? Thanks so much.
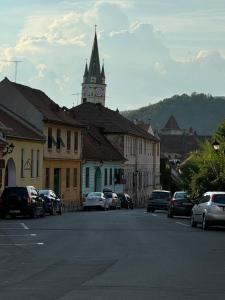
[191,191,225,230]
[104,192,121,209]
[167,191,193,218]
[147,190,172,212]
[39,189,62,215]
[0,186,45,218]
[83,192,108,210]
[117,193,134,209]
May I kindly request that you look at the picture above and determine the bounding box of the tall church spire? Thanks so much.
[88,30,101,83]
[81,27,107,106]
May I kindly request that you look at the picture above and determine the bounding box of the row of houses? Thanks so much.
[0,31,161,208]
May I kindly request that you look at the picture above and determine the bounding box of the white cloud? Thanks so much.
[0,0,225,110]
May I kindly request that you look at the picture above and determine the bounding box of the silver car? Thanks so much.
[83,192,109,210]
[104,192,121,209]
[191,191,225,229]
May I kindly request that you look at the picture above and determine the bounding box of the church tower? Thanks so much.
[81,29,106,106]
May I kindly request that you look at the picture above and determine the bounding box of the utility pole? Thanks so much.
[1,60,23,82]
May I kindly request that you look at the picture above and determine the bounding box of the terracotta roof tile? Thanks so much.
[9,80,84,128]
[162,115,181,131]
[0,109,45,141]
[70,102,159,141]
[83,125,125,161]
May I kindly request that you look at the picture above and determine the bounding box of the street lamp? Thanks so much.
[2,143,15,156]
[212,140,220,151]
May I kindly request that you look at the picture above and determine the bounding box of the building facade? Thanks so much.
[0,78,84,209]
[0,106,45,195]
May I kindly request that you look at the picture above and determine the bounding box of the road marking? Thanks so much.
[0,233,37,237]
[20,223,29,230]
[0,242,44,246]
[152,214,157,217]
[176,221,190,227]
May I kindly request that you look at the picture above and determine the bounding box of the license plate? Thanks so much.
[9,210,20,213]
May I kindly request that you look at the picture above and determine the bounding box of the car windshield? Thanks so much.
[39,190,49,195]
[151,191,170,199]
[213,194,225,204]
[2,187,27,197]
[174,192,188,199]
[104,192,113,198]
[87,192,102,198]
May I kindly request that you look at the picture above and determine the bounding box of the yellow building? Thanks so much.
[43,122,82,210]
[0,107,45,195]
[0,78,84,209]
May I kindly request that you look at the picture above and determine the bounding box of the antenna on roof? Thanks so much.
[1,59,23,83]
[72,93,81,106]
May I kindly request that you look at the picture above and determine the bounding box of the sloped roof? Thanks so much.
[70,102,159,141]
[83,125,125,161]
[159,134,200,155]
[161,115,181,131]
[2,78,84,128]
[0,109,45,141]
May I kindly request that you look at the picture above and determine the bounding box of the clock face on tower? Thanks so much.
[95,87,103,97]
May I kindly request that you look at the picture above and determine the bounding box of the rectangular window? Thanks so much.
[74,132,78,152]
[85,167,90,188]
[21,148,24,178]
[109,168,112,185]
[31,150,34,178]
[48,127,52,149]
[104,168,108,186]
[73,168,78,188]
[66,168,70,188]
[46,168,50,188]
[67,130,71,150]
[56,128,61,149]
[36,150,39,177]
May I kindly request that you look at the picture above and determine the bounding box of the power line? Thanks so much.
[1,60,23,83]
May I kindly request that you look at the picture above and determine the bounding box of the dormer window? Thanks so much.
[90,77,96,83]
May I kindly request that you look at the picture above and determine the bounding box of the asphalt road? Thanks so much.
[1,209,225,300]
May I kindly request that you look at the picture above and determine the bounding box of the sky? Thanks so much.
[1,0,225,111]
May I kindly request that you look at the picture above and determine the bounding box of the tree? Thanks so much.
[180,120,225,197]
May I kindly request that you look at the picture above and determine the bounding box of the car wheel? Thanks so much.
[31,206,37,218]
[191,214,197,227]
[202,215,209,230]
[0,213,6,219]
[167,209,173,218]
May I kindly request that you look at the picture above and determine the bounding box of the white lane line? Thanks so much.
[176,221,190,227]
[0,242,44,246]
[152,214,157,217]
[20,223,29,230]
[0,222,21,224]
[0,233,37,237]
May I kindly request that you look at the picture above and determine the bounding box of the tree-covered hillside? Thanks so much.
[122,93,225,135]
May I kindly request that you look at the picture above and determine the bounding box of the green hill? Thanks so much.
[122,93,225,135]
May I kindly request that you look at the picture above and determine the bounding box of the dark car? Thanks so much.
[167,191,194,218]
[0,186,45,219]
[39,189,62,215]
[117,193,134,209]
[147,190,172,212]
